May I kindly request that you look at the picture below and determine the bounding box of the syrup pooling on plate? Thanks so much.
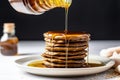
[28,60,46,68]
[28,60,104,68]
[88,63,104,67]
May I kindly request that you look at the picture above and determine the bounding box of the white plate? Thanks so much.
[15,55,115,76]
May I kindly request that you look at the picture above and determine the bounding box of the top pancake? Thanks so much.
[44,31,90,41]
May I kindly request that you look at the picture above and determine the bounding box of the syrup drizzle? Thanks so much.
[65,7,69,32]
[49,0,71,68]
[51,33,68,68]
[62,33,68,68]
[51,34,61,67]
[64,0,70,68]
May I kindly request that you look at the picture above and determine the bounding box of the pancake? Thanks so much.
[45,41,88,47]
[43,60,86,68]
[45,50,87,56]
[42,53,87,60]
[45,38,88,43]
[46,46,88,52]
[44,31,90,41]
[43,58,85,64]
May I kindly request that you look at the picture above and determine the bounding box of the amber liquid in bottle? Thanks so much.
[26,0,72,14]
[0,23,18,56]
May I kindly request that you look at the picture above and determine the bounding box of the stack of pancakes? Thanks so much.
[42,31,90,68]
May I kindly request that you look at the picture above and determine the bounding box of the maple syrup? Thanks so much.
[88,63,104,67]
[28,60,104,68]
[50,33,68,68]
[0,23,18,56]
[28,60,45,68]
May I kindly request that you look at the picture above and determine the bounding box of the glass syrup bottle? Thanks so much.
[0,23,19,56]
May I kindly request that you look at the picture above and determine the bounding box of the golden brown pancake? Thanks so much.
[43,60,86,68]
[42,53,87,60]
[43,58,85,64]
[44,31,90,41]
[44,38,89,43]
[46,46,88,52]
[45,41,88,47]
[45,50,87,56]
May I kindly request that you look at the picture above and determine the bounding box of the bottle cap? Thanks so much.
[3,23,15,33]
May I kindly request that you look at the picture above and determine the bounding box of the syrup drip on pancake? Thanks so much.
[64,31,69,68]
[51,32,69,68]
[64,1,69,68]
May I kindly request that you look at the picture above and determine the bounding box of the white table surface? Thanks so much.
[0,40,120,80]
